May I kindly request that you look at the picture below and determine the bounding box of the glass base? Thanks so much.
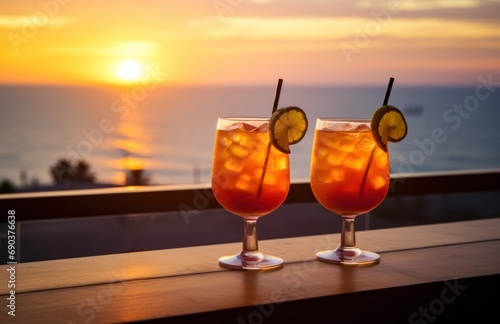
[316,246,380,266]
[219,251,284,270]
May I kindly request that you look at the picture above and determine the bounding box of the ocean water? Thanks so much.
[1,83,499,189]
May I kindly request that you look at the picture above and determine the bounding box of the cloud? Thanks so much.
[43,41,159,58]
[188,17,359,40]
[397,0,483,10]
[357,0,482,10]
[212,0,500,22]
[0,15,77,29]
[357,0,500,21]
[187,15,500,43]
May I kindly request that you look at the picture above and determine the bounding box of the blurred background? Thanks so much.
[1,0,499,192]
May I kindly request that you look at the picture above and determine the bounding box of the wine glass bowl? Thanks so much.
[211,117,290,270]
[310,118,390,265]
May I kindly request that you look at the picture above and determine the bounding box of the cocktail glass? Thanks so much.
[211,117,290,270]
[310,118,390,265]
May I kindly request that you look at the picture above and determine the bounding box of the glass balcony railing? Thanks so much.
[1,169,499,263]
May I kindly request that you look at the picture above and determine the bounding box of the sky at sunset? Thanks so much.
[1,0,499,86]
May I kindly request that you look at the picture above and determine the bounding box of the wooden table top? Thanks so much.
[1,218,500,323]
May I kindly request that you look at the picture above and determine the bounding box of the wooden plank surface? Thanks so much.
[1,218,499,323]
[1,218,500,295]
[1,240,499,323]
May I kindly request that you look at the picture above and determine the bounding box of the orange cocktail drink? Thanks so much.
[212,118,290,218]
[211,117,290,270]
[310,118,390,265]
[310,78,407,266]
[310,121,389,217]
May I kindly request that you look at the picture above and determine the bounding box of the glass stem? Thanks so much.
[242,219,259,253]
[341,218,357,249]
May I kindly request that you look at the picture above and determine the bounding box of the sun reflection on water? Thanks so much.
[111,109,154,185]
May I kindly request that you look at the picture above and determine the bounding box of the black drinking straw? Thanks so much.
[383,77,394,106]
[272,79,283,113]
[359,77,394,197]
[257,78,283,197]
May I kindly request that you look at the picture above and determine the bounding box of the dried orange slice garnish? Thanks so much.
[371,105,408,152]
[269,106,308,154]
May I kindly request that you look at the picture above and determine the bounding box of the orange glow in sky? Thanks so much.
[0,0,499,86]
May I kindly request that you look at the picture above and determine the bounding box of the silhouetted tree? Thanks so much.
[73,160,96,182]
[50,159,96,184]
[50,159,72,183]
[0,179,16,193]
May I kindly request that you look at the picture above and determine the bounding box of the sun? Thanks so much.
[118,59,142,81]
